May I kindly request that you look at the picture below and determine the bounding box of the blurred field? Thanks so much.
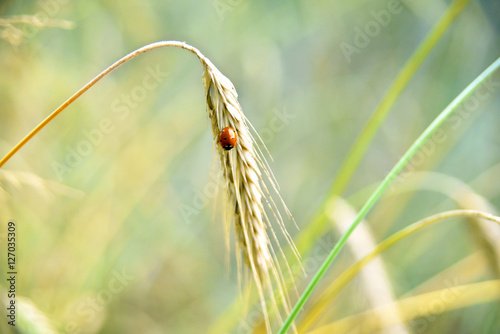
[1,0,500,333]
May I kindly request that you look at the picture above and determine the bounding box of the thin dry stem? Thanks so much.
[0,41,202,168]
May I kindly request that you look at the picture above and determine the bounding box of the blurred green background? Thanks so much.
[1,0,500,333]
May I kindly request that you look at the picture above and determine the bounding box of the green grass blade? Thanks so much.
[294,0,471,254]
[328,0,471,199]
[278,57,500,334]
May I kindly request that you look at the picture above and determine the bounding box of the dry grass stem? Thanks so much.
[309,280,500,334]
[0,41,299,332]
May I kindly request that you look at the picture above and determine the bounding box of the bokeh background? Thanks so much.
[1,0,500,333]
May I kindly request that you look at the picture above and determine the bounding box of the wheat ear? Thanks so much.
[201,58,301,331]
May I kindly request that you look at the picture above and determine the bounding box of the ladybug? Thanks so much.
[218,126,237,151]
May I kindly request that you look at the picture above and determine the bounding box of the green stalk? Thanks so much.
[278,57,500,333]
[328,0,471,199]
[294,0,471,257]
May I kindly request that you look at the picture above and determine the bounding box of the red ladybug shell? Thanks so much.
[218,127,237,151]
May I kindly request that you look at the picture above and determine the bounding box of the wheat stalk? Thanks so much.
[0,41,299,332]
